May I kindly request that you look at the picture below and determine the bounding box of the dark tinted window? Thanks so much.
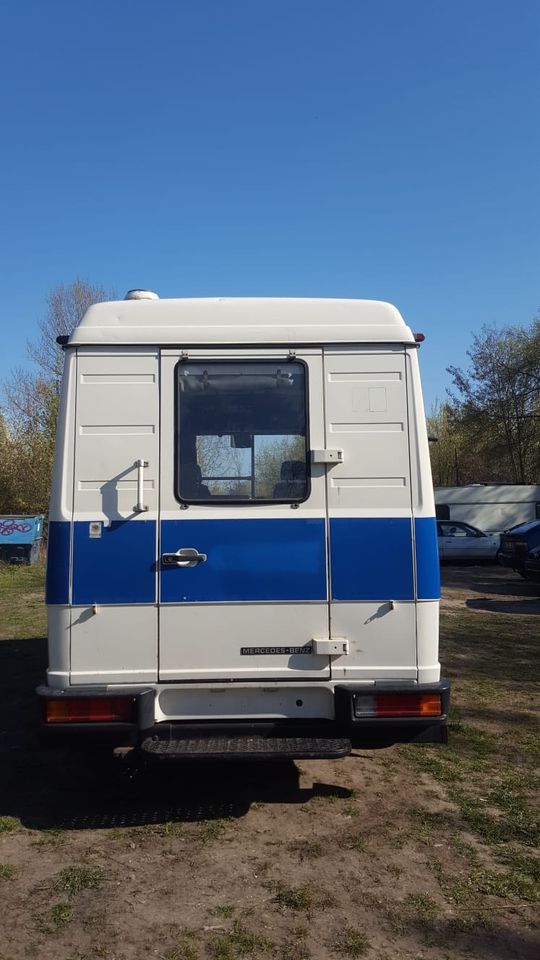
[176,361,309,503]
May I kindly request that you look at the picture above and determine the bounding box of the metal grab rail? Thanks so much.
[135,459,149,513]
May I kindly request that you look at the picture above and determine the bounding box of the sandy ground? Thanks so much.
[0,564,538,960]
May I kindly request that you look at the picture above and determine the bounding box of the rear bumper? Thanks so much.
[37,680,450,752]
[523,564,540,582]
[498,549,527,571]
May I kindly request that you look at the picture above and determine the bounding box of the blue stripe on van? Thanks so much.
[330,517,415,601]
[160,518,327,603]
[47,516,440,605]
[46,521,71,604]
[415,516,441,600]
[72,520,156,605]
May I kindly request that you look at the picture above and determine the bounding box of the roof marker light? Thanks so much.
[414,332,425,343]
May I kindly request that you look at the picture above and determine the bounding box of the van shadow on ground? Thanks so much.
[465,596,540,614]
[441,563,540,598]
[0,637,351,832]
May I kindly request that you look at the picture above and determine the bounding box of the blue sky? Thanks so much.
[1,0,538,408]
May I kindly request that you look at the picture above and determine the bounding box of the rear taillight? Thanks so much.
[44,697,136,724]
[501,538,528,555]
[353,692,442,719]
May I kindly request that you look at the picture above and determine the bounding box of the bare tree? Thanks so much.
[27,277,115,384]
[1,278,114,513]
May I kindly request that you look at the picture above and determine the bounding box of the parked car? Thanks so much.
[524,546,540,584]
[499,520,540,579]
[436,520,501,562]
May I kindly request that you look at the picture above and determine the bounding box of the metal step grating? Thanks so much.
[141,735,352,761]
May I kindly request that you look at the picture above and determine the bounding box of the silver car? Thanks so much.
[437,521,501,562]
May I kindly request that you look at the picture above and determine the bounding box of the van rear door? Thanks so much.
[158,350,331,681]
[323,349,418,681]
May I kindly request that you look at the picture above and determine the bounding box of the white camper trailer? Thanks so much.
[39,294,448,760]
[435,485,540,533]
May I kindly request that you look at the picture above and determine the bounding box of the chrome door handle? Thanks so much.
[162,548,207,568]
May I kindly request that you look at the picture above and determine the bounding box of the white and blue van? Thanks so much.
[39,293,448,760]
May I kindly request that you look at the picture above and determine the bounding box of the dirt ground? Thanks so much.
[441,563,540,615]
[0,563,538,960]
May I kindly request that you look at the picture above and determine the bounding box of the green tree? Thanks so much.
[445,319,540,484]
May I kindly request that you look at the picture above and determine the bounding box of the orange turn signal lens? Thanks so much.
[44,697,135,724]
[354,692,442,718]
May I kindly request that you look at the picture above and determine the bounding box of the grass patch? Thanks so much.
[148,821,184,839]
[449,786,539,847]
[0,561,46,641]
[449,836,481,865]
[163,937,200,960]
[0,815,21,834]
[288,838,324,860]
[279,926,310,960]
[199,819,230,844]
[34,901,74,934]
[494,846,540,883]
[404,893,438,922]
[400,601,539,924]
[209,920,271,959]
[213,904,235,919]
[451,866,539,904]
[269,881,335,913]
[0,863,15,880]
[271,881,315,912]
[32,827,66,848]
[334,926,369,957]
[346,835,367,853]
[53,865,105,897]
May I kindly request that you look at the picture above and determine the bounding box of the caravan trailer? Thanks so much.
[39,294,448,760]
[435,485,540,532]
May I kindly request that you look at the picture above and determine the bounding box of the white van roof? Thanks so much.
[68,297,416,346]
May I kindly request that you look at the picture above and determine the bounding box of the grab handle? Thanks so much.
[135,459,149,513]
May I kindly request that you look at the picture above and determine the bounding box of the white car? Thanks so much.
[437,521,501,562]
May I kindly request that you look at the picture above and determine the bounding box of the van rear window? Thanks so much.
[176,361,309,503]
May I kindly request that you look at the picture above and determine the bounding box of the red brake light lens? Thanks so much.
[44,697,135,724]
[354,692,442,718]
[375,693,442,717]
